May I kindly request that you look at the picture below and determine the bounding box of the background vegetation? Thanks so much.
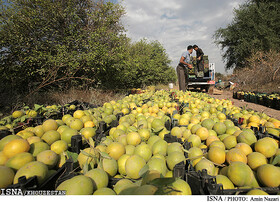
[214,0,280,70]
[0,0,177,97]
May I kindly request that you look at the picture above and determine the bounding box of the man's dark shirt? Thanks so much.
[196,48,204,61]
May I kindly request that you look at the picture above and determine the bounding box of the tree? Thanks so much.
[0,0,126,94]
[102,39,177,89]
[0,0,176,95]
[214,0,280,70]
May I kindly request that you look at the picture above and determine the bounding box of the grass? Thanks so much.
[0,83,177,119]
[0,88,126,119]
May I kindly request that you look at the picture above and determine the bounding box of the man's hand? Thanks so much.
[198,56,201,60]
[188,64,193,69]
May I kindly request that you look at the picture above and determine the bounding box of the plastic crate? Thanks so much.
[206,176,280,195]
[256,96,264,105]
[165,119,172,131]
[256,131,280,141]
[108,178,123,189]
[95,121,108,134]
[69,135,84,154]
[173,160,212,195]
[273,98,280,110]
[93,130,109,146]
[0,130,12,140]
[142,99,150,104]
[13,121,33,134]
[250,125,280,141]
[244,94,249,102]
[48,112,63,120]
[164,133,183,143]
[116,113,124,121]
[236,92,241,100]
[183,141,207,155]
[171,118,179,128]
[39,158,77,190]
[6,176,38,191]
[29,117,45,126]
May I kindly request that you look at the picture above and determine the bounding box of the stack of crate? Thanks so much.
[203,55,209,74]
[189,56,196,75]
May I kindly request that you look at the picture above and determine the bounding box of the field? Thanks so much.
[0,88,279,195]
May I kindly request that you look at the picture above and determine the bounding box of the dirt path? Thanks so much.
[209,90,280,120]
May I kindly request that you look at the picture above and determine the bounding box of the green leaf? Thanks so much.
[80,150,93,157]
[34,104,43,111]
[139,164,149,178]
[152,127,164,134]
[20,116,27,122]
[89,138,95,148]
[99,151,112,159]
[150,177,176,187]
[66,150,79,163]
[83,161,89,174]
[271,155,280,165]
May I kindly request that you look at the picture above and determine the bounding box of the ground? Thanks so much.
[170,83,279,120]
[209,90,280,120]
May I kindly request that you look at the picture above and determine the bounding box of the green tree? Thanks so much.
[0,0,176,94]
[0,0,126,93]
[102,39,177,89]
[214,0,280,70]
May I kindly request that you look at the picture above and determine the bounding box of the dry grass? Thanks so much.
[232,50,280,93]
[0,88,126,118]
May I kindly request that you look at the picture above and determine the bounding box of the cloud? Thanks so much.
[120,0,246,74]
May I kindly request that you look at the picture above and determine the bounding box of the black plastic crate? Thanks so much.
[116,113,124,121]
[187,169,215,195]
[0,129,12,140]
[273,98,280,110]
[108,178,123,189]
[173,159,212,195]
[29,116,45,126]
[96,121,108,134]
[164,119,171,131]
[244,94,249,102]
[179,102,189,115]
[13,121,33,134]
[256,96,263,105]
[171,118,179,128]
[142,99,150,104]
[251,125,280,141]
[93,129,109,146]
[69,135,84,154]
[48,112,63,120]
[164,133,183,143]
[39,159,77,190]
[256,131,280,141]
[6,176,39,190]
[206,176,280,195]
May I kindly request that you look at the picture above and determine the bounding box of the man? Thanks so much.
[193,45,204,75]
[177,45,193,92]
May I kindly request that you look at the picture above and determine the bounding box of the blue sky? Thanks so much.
[119,0,247,74]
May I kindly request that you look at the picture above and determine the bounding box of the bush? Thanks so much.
[233,50,280,93]
[0,1,176,95]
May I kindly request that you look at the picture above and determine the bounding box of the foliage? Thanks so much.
[0,0,127,94]
[215,72,225,81]
[233,50,280,93]
[0,0,176,95]
[101,39,177,89]
[214,0,280,70]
